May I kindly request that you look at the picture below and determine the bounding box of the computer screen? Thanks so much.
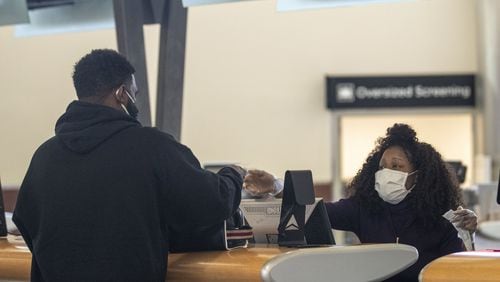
[0,180,7,237]
[497,169,500,205]
[239,198,335,245]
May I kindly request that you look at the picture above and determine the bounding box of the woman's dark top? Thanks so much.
[325,197,464,282]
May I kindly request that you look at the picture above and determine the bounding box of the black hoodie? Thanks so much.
[13,101,243,282]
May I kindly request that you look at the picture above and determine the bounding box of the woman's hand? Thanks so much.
[450,207,478,232]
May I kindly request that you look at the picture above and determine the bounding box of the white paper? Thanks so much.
[443,209,474,251]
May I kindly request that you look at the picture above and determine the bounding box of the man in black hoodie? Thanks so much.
[13,49,244,282]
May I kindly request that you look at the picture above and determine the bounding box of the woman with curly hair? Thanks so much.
[325,123,476,282]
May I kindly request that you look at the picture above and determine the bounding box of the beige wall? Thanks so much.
[0,0,477,186]
[0,28,116,186]
[340,114,474,185]
[0,25,161,186]
[182,0,477,182]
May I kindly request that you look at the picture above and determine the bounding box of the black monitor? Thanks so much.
[278,170,335,247]
[497,170,500,205]
[0,179,7,237]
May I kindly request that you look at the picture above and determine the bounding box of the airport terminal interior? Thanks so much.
[1,0,500,281]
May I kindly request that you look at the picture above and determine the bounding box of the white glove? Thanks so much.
[443,206,477,251]
[243,170,283,197]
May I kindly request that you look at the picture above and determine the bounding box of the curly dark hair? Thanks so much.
[72,49,135,99]
[347,123,463,229]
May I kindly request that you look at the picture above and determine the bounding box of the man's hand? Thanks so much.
[229,165,247,179]
[450,207,478,232]
[243,169,276,197]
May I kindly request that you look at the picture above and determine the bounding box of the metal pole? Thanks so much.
[155,0,188,141]
[113,0,152,126]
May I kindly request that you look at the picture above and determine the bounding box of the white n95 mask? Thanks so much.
[375,168,416,205]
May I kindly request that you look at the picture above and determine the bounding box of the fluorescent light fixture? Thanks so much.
[0,0,29,26]
[182,0,253,7]
[277,0,413,12]
[14,0,114,37]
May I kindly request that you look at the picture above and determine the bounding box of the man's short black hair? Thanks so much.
[72,49,135,99]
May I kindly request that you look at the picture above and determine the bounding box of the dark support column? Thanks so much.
[113,0,152,126]
[155,0,188,141]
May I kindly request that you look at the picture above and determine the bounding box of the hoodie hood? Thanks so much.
[55,101,140,154]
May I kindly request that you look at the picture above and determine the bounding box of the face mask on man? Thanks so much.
[374,168,417,205]
[123,89,139,119]
[116,88,139,119]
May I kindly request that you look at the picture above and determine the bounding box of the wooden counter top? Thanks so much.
[168,245,289,281]
[420,251,500,282]
[0,236,31,281]
[6,235,500,282]
[0,235,290,281]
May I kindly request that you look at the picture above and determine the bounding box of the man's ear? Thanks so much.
[114,86,127,104]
